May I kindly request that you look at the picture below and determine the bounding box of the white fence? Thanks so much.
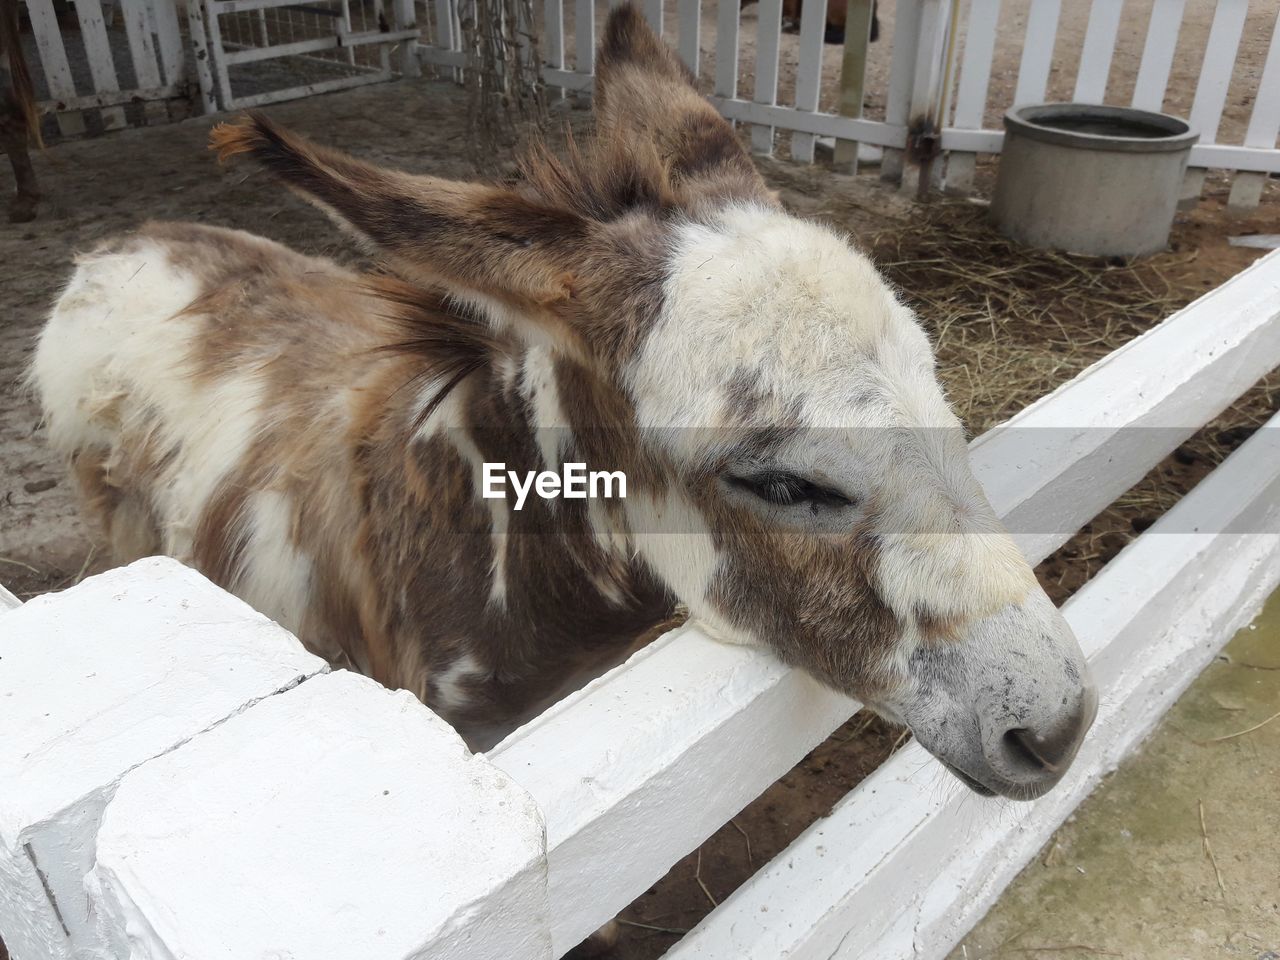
[18,1,1280,208]
[3,250,1279,960]
[418,0,1280,207]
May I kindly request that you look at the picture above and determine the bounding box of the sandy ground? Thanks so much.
[948,591,1280,960]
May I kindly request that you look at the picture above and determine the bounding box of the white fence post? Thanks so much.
[832,0,876,174]
[1130,0,1186,112]
[751,0,783,155]
[898,0,953,197]
[1181,0,1249,205]
[1072,0,1123,104]
[1226,9,1280,213]
[789,0,826,163]
[945,0,999,194]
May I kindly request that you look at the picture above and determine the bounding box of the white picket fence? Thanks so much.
[3,250,1279,960]
[17,1,1280,207]
[415,0,1280,206]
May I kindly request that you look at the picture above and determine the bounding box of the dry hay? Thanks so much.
[868,199,1279,600]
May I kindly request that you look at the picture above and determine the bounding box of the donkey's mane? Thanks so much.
[361,272,511,427]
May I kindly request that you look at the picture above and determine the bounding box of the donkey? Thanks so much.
[34,6,1095,800]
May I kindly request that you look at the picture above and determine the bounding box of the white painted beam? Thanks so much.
[667,411,1280,960]
[87,671,552,960]
[489,249,1280,957]
[0,559,326,960]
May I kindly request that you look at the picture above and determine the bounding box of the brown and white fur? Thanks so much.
[34,7,1095,799]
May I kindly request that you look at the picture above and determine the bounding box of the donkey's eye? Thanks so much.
[726,471,855,510]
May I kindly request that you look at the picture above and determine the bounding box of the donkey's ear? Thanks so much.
[594,4,772,207]
[210,114,587,311]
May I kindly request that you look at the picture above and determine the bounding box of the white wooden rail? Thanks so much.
[4,252,1278,960]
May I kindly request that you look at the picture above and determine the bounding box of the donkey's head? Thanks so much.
[211,5,1095,799]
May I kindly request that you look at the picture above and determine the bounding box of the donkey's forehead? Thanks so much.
[627,205,938,432]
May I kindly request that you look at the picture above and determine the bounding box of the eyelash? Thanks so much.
[726,471,856,510]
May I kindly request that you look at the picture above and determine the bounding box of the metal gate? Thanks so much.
[194,0,419,111]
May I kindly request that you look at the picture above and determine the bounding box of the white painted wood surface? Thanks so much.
[575,0,596,76]
[72,0,128,131]
[714,0,740,102]
[1013,0,1060,105]
[89,672,552,960]
[488,249,1280,957]
[1182,0,1249,201]
[946,0,999,192]
[677,0,701,75]
[789,0,827,162]
[1228,9,1280,211]
[881,0,922,181]
[24,0,87,136]
[643,0,663,36]
[666,411,1280,960]
[0,559,326,960]
[751,0,784,154]
[1072,0,1123,104]
[1131,0,1185,111]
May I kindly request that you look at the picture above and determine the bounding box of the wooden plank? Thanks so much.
[667,412,1280,960]
[751,0,783,155]
[713,96,907,148]
[1181,0,1249,203]
[487,248,1280,958]
[945,0,999,193]
[1228,8,1280,212]
[183,0,220,113]
[1131,0,1185,111]
[202,0,237,108]
[677,0,701,76]
[545,0,566,73]
[1072,0,1123,104]
[36,82,184,112]
[881,0,921,182]
[222,68,392,109]
[434,0,457,81]
[789,0,826,162]
[832,0,875,173]
[73,0,128,131]
[120,0,162,87]
[900,0,953,196]
[1013,0,1060,105]
[643,0,663,35]
[575,0,595,91]
[391,0,421,77]
[24,0,86,136]
[714,0,740,101]
[150,0,186,84]
[222,28,416,65]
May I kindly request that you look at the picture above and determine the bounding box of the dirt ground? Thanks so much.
[2,40,1279,960]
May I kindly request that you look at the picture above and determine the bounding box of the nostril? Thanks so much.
[1002,728,1057,774]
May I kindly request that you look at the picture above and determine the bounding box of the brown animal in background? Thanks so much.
[0,0,41,223]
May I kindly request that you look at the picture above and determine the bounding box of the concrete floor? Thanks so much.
[949,591,1280,960]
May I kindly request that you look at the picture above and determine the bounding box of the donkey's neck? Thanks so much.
[360,338,675,749]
